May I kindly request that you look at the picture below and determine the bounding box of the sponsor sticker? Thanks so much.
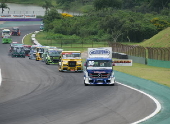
[113,59,132,66]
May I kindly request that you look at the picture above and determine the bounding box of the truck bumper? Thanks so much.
[84,77,115,85]
[60,66,83,72]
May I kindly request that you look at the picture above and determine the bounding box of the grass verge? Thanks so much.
[113,63,170,87]
[23,33,34,45]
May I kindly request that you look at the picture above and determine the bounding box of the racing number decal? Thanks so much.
[88,61,94,66]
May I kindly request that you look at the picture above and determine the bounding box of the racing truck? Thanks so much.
[2,34,12,44]
[10,45,25,58]
[41,46,57,62]
[2,29,11,38]
[11,27,21,36]
[44,48,63,65]
[35,46,45,61]
[23,45,31,56]
[58,51,83,72]
[40,23,44,30]
[29,45,41,60]
[83,47,115,86]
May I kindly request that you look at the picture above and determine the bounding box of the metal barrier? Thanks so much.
[110,42,170,61]
[147,47,170,61]
[111,43,146,58]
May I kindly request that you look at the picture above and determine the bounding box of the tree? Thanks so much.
[42,0,54,11]
[93,0,122,10]
[0,0,10,14]
[43,8,62,31]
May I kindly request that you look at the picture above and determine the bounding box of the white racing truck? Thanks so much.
[83,47,115,86]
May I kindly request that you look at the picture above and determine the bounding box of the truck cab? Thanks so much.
[58,51,83,72]
[2,29,11,38]
[83,47,115,86]
[2,34,12,44]
[44,48,63,65]
[29,45,40,60]
[35,47,44,61]
[11,27,21,36]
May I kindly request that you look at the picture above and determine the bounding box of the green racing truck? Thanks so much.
[2,34,12,44]
[44,48,63,65]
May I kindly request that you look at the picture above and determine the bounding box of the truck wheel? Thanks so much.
[84,81,88,86]
[46,61,49,65]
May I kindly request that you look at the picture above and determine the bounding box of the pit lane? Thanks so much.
[0,23,157,124]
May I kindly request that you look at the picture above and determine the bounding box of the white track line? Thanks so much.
[117,82,161,124]
[0,51,161,122]
[22,33,32,44]
[0,68,2,86]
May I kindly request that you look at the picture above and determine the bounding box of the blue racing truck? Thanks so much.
[83,47,115,86]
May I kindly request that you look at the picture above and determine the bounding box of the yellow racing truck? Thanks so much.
[35,46,44,61]
[58,51,83,72]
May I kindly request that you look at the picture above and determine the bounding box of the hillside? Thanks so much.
[139,27,170,47]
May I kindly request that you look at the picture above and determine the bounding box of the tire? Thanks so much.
[46,61,49,65]
[84,80,88,86]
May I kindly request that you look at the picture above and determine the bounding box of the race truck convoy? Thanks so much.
[58,51,83,72]
[83,47,115,86]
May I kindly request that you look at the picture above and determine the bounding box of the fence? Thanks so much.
[147,47,170,61]
[42,39,109,49]
[110,42,170,61]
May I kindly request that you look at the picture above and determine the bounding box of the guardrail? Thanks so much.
[31,31,42,46]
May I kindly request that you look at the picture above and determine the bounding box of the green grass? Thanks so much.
[139,27,170,47]
[35,31,108,50]
[113,63,170,87]
[23,31,170,87]
[23,33,34,45]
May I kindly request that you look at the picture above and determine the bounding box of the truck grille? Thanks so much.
[68,61,76,67]
[50,57,59,63]
[89,73,110,78]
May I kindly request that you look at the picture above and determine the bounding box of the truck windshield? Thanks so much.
[87,60,112,67]
[37,48,44,53]
[3,31,10,34]
[62,53,81,58]
[49,50,61,56]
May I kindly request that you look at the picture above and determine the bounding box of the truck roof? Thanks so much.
[62,51,81,53]
[2,29,10,31]
[87,57,112,60]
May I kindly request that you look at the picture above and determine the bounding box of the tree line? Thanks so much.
[1,0,170,43]
[42,0,170,43]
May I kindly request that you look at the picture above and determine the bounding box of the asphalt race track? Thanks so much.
[0,24,156,124]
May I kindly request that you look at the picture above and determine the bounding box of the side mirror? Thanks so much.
[59,62,61,66]
[84,63,86,66]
